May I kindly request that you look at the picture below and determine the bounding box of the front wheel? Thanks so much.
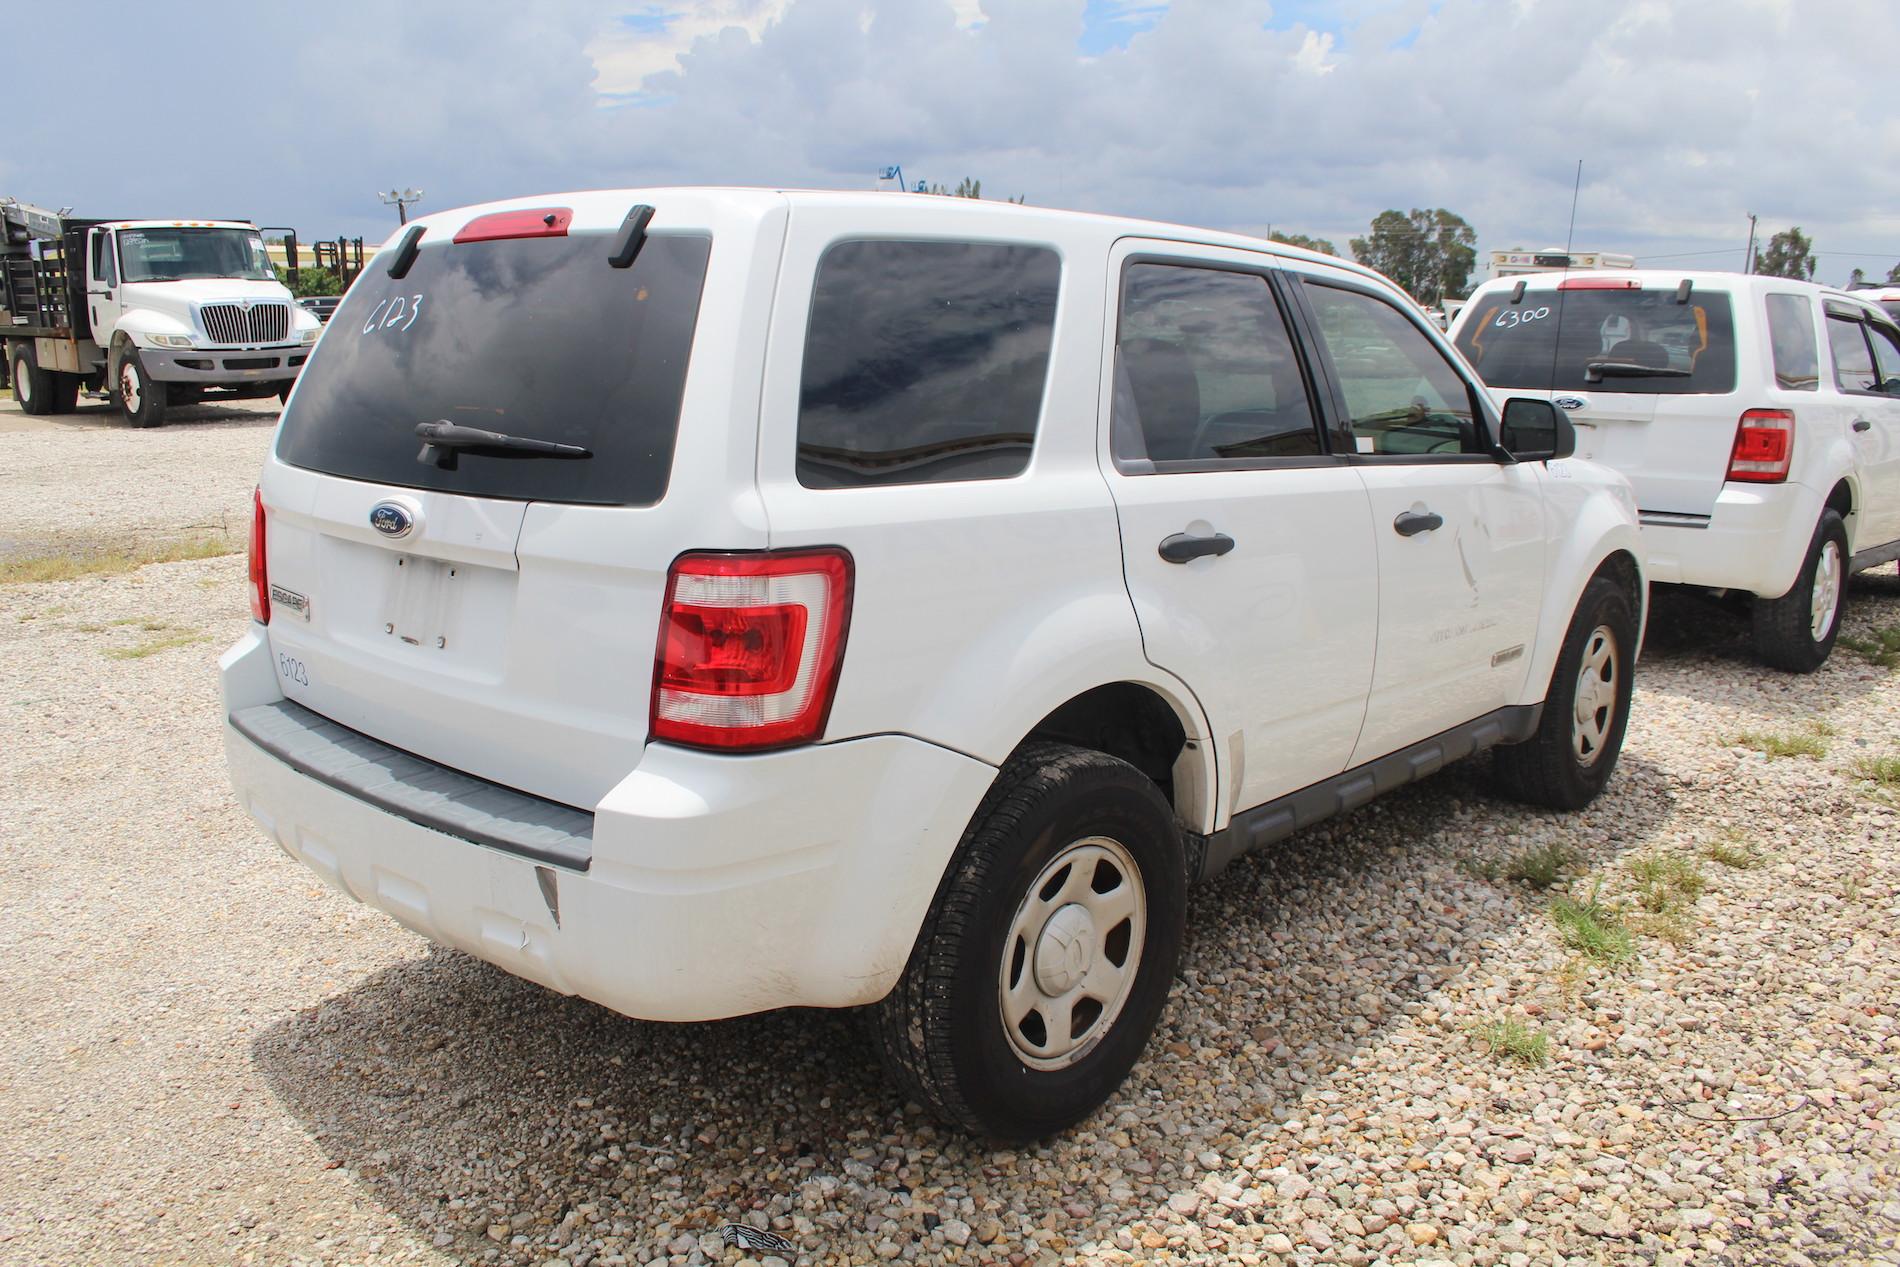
[1751,509,1848,673]
[873,743,1187,1140]
[1493,573,1637,811]
[116,347,167,428]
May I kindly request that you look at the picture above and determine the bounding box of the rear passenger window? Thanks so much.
[1829,316,1877,393]
[1868,322,1900,395]
[1764,293,1819,391]
[797,240,1060,488]
[1302,282,1481,456]
[1112,263,1321,466]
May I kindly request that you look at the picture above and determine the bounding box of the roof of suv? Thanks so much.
[1462,268,1893,324]
[384,186,1390,286]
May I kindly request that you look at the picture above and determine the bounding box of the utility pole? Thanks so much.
[1744,212,1758,274]
[378,188,424,224]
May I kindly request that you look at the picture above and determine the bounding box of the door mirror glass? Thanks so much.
[1498,398,1575,461]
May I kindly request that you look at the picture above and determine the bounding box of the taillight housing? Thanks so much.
[1726,408,1794,483]
[248,486,270,624]
[651,549,853,752]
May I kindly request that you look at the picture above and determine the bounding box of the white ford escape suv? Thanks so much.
[223,189,1645,1139]
[1452,271,1900,671]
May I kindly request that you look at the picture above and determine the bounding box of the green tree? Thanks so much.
[1350,208,1477,306]
[1755,227,1816,280]
[1270,231,1337,257]
[926,176,1025,204]
[1886,262,1900,284]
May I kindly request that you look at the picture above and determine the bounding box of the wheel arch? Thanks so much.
[1518,488,1648,710]
[1016,679,1217,835]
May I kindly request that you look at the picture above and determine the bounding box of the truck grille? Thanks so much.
[200,302,290,345]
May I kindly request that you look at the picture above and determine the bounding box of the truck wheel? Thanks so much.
[116,347,168,429]
[1492,573,1636,811]
[1751,509,1848,674]
[10,346,54,416]
[873,742,1187,1141]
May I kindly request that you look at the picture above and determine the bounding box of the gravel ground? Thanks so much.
[2,399,1897,1266]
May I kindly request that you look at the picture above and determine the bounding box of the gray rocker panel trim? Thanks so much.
[1850,535,1900,574]
[1196,703,1543,881]
[230,699,594,872]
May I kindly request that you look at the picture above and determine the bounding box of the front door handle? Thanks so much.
[1853,418,1872,432]
[1158,531,1235,564]
[1393,510,1443,537]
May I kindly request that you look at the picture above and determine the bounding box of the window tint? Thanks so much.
[1454,288,1738,395]
[1112,263,1320,466]
[1829,316,1877,393]
[797,240,1059,488]
[91,232,116,288]
[1868,322,1900,395]
[1764,293,1819,391]
[277,232,711,507]
[1302,282,1479,456]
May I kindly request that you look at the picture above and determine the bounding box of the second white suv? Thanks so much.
[1453,270,1900,671]
[224,189,1644,1139]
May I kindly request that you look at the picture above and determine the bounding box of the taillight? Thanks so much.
[248,487,270,624]
[651,549,853,752]
[1558,277,1642,290]
[1726,408,1794,483]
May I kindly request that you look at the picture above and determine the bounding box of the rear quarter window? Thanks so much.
[796,240,1060,488]
[1455,286,1737,395]
[1764,293,1819,391]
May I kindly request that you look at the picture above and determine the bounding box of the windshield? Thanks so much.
[1455,287,1737,395]
[117,227,276,282]
[276,231,712,507]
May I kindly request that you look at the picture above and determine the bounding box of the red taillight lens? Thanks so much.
[452,207,573,244]
[1558,276,1642,290]
[651,549,853,752]
[248,487,270,624]
[1726,408,1794,483]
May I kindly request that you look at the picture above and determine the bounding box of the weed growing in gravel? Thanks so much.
[1704,831,1764,870]
[103,629,208,660]
[1838,625,1900,669]
[1729,726,1829,759]
[1551,884,1635,966]
[1472,1017,1549,1066]
[0,537,238,585]
[1850,755,1900,786]
[1628,851,1707,914]
[1503,842,1572,890]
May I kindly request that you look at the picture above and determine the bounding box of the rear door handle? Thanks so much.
[1158,532,1235,564]
[1393,510,1444,537]
[1852,418,1872,432]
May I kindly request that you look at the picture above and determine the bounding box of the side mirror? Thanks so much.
[1498,398,1576,462]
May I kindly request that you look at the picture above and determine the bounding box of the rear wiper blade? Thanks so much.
[1584,361,1692,383]
[415,420,593,470]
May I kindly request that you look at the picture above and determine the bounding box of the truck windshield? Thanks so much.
[117,228,276,282]
[1455,288,1737,395]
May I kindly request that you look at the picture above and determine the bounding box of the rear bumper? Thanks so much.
[1639,482,1821,597]
[220,627,997,1021]
[142,344,309,385]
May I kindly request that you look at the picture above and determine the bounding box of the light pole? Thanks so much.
[378,188,424,224]
[1744,212,1758,275]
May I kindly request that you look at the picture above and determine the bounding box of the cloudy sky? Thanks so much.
[11,0,1898,286]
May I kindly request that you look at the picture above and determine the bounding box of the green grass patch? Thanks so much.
[1551,885,1635,966]
[1703,830,1764,870]
[1502,842,1572,890]
[1838,625,1900,670]
[1850,754,1900,786]
[1729,727,1829,759]
[1472,1017,1549,1067]
[1627,851,1707,914]
[0,536,239,585]
[102,630,207,660]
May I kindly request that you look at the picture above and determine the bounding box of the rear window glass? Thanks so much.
[277,232,711,507]
[1454,287,1737,395]
[1764,293,1819,391]
[797,240,1060,488]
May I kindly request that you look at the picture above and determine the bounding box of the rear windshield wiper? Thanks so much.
[1584,361,1692,383]
[415,420,593,470]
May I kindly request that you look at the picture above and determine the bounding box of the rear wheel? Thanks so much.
[116,347,167,428]
[873,743,1187,1141]
[1493,573,1636,811]
[1751,509,1848,673]
[10,346,54,416]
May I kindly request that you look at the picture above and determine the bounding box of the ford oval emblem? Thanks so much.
[369,502,413,539]
[1553,396,1587,412]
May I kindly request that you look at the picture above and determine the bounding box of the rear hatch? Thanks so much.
[258,198,731,808]
[1455,280,1741,516]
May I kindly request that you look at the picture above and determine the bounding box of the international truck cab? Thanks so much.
[2,198,319,426]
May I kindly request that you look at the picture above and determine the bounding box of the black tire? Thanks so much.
[873,742,1188,1141]
[115,346,167,428]
[1492,573,1637,811]
[1751,509,1849,673]
[10,346,55,416]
